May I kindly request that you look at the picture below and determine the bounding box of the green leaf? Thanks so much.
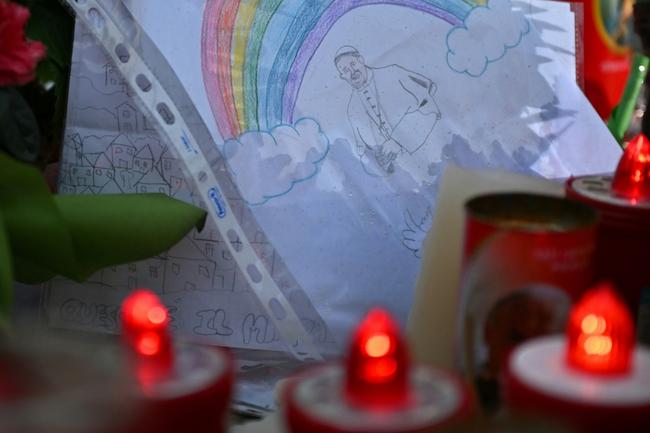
[0,88,41,162]
[53,194,207,281]
[0,152,79,278]
[12,256,55,284]
[0,152,207,284]
[0,211,13,318]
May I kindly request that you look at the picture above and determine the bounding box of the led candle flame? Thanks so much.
[345,308,409,408]
[121,289,172,361]
[612,133,650,202]
[566,283,634,375]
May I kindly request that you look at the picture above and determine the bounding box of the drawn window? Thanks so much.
[95,168,101,175]
[172,263,180,275]
[129,264,137,272]
[149,266,158,278]
[164,161,171,170]
[184,281,196,291]
[128,277,137,289]
[142,161,148,169]
[205,243,214,257]
[127,148,133,156]
[198,265,210,278]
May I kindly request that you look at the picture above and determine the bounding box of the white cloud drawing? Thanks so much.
[223,118,330,205]
[446,0,530,77]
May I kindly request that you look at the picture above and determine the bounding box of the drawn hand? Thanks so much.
[374,145,398,173]
[382,139,403,156]
[379,123,392,141]
[401,207,433,258]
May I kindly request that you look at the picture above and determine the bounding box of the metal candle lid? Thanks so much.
[466,193,598,233]
[566,134,650,224]
[568,175,650,209]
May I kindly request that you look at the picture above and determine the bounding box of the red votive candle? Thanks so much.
[566,133,650,312]
[505,283,650,433]
[120,289,233,433]
[284,309,473,433]
[464,193,598,301]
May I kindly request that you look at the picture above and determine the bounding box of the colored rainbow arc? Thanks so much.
[201,0,476,141]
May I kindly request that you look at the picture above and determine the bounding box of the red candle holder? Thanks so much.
[120,290,233,433]
[566,133,650,313]
[505,283,650,433]
[463,193,598,301]
[284,309,473,433]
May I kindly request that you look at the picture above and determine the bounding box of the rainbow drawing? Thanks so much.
[201,0,478,141]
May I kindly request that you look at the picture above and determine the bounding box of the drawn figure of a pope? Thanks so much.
[335,45,441,175]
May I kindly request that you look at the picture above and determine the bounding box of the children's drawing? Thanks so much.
[335,46,441,176]
[402,207,433,258]
[446,0,530,77]
[201,0,472,139]
[48,0,621,382]
[202,0,617,344]
[222,118,330,206]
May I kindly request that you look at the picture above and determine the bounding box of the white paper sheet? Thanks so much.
[46,0,620,359]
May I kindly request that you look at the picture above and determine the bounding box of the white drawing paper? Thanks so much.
[46,0,620,359]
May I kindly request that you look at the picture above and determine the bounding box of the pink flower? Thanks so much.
[0,0,46,86]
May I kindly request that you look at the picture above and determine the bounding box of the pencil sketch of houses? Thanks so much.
[103,63,126,93]
[135,166,170,195]
[116,102,138,134]
[107,136,136,169]
[98,179,124,194]
[51,27,300,347]
[134,144,154,174]
[70,158,93,187]
[207,242,237,291]
[160,148,187,196]
[102,257,166,292]
[91,153,114,187]
[165,237,217,293]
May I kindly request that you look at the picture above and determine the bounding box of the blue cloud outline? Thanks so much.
[445,0,531,78]
[222,117,330,206]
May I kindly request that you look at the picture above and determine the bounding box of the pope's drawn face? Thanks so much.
[337,54,368,89]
